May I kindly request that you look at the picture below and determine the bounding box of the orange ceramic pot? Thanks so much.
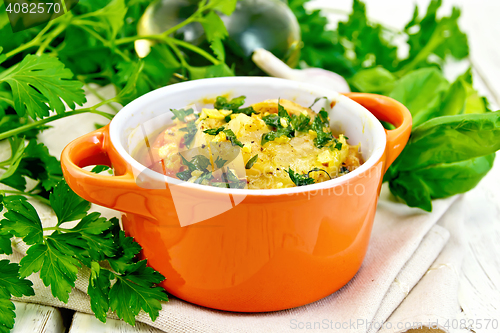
[61,78,411,312]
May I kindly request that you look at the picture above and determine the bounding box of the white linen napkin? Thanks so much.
[1,90,466,332]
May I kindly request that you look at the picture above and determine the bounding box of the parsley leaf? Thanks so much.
[0,224,13,255]
[190,155,211,172]
[20,241,80,302]
[203,126,225,135]
[72,212,115,260]
[214,96,244,110]
[245,154,259,169]
[214,156,227,169]
[262,114,281,128]
[179,120,197,148]
[0,54,86,119]
[287,168,315,187]
[49,181,91,225]
[0,140,64,192]
[0,137,26,184]
[312,109,334,148]
[261,127,293,146]
[214,96,257,116]
[0,260,34,332]
[1,197,43,245]
[109,260,168,325]
[88,262,111,323]
[171,108,195,122]
[223,129,244,147]
[261,101,295,145]
[201,11,228,62]
[290,113,311,132]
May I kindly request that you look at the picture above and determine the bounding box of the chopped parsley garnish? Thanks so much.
[176,169,192,181]
[193,172,214,184]
[261,100,295,145]
[203,126,244,148]
[290,113,311,132]
[262,114,282,128]
[222,129,244,148]
[214,96,257,116]
[220,168,247,189]
[339,166,350,175]
[245,154,259,169]
[171,108,195,122]
[214,156,227,169]
[287,168,316,187]
[312,108,334,148]
[330,139,343,151]
[190,155,211,172]
[203,126,225,135]
[176,154,212,182]
[277,100,292,122]
[214,96,245,111]
[261,127,294,146]
[179,120,197,148]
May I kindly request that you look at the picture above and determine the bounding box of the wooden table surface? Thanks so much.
[9,1,500,332]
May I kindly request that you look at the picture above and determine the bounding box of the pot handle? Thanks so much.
[60,125,155,219]
[342,93,412,171]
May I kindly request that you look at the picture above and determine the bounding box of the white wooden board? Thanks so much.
[11,302,65,333]
[68,313,164,333]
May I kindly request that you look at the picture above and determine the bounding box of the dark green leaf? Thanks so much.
[262,114,281,128]
[290,113,311,132]
[2,140,64,192]
[223,129,244,147]
[49,181,91,225]
[214,96,245,111]
[394,111,500,172]
[107,228,142,274]
[389,68,449,127]
[190,155,211,172]
[0,260,34,331]
[0,137,26,182]
[204,126,225,135]
[109,260,167,325]
[287,168,315,186]
[170,108,194,122]
[20,240,79,302]
[2,197,43,245]
[0,226,12,255]
[389,154,495,211]
[261,126,293,146]
[88,263,111,323]
[180,121,198,148]
[214,156,227,169]
[0,54,86,119]
[245,154,259,169]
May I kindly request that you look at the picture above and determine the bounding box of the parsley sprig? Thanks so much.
[0,181,168,326]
